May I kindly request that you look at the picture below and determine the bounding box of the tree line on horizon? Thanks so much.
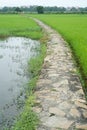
[0,6,87,14]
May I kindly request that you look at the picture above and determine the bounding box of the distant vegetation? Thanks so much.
[0,6,87,14]
[37,6,44,14]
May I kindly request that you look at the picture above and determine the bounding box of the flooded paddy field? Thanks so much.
[0,37,40,129]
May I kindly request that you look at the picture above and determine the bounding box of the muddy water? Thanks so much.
[0,37,40,129]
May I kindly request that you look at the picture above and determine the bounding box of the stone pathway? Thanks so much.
[33,19,87,130]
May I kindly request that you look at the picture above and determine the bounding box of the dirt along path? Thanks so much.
[32,18,87,130]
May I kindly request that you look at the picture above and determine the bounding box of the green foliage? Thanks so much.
[29,56,42,76]
[0,14,42,39]
[0,6,87,14]
[29,43,46,77]
[12,109,39,130]
[12,92,38,130]
[27,76,38,94]
[12,42,46,130]
[37,6,44,14]
[15,7,22,13]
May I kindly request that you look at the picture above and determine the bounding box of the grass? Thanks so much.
[29,43,47,77]
[11,93,38,130]
[12,40,46,130]
[0,14,42,39]
[12,106,39,130]
[31,14,87,94]
[0,14,47,129]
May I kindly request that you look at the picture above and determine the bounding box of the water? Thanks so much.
[0,37,40,129]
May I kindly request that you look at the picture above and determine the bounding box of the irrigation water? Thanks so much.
[0,37,40,129]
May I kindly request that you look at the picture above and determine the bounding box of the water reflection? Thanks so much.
[0,37,40,129]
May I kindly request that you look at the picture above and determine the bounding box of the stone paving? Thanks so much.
[33,19,87,130]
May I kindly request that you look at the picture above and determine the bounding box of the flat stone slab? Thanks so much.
[82,110,87,118]
[49,107,66,116]
[75,101,87,109]
[76,124,87,129]
[59,101,71,110]
[70,108,80,118]
[44,116,74,129]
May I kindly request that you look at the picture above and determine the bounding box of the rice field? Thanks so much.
[0,14,87,129]
[31,14,87,90]
[0,14,42,39]
[0,14,44,129]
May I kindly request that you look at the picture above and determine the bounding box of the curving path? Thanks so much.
[33,18,87,130]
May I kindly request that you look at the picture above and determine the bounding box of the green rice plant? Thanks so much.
[0,14,42,39]
[0,14,46,130]
[31,14,87,93]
